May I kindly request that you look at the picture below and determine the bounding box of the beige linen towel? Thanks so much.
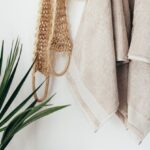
[67,0,132,130]
[111,0,131,124]
[128,0,150,142]
[67,0,119,130]
[66,0,150,143]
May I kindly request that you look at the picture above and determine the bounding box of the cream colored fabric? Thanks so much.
[67,0,119,130]
[127,0,150,142]
[66,0,150,143]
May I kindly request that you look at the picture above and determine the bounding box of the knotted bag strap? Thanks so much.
[32,0,72,101]
[50,0,73,76]
[32,69,50,102]
[50,51,71,76]
[32,0,54,102]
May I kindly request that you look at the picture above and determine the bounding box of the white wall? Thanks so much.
[0,0,150,150]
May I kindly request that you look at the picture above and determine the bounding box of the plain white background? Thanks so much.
[0,0,150,150]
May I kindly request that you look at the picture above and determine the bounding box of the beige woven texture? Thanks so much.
[32,0,72,101]
[50,0,72,52]
[34,0,72,76]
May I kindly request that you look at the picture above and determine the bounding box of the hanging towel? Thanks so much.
[67,0,132,130]
[111,0,131,125]
[66,0,150,143]
[67,0,119,130]
[127,0,150,142]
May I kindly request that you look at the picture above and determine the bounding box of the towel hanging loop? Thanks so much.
[50,51,71,76]
[32,65,50,102]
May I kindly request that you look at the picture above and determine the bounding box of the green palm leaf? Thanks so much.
[0,53,35,119]
[0,79,46,127]
[0,40,69,150]
[0,41,4,76]
[0,40,21,109]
